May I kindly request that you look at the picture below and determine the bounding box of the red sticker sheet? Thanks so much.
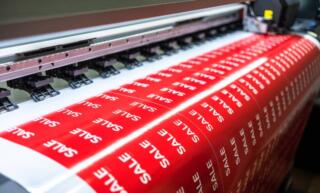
[1,34,320,193]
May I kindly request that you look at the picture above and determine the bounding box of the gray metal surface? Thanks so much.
[0,174,29,193]
[0,0,249,41]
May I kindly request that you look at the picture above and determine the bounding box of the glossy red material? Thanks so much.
[1,34,320,193]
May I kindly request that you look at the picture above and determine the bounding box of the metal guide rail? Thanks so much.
[0,21,243,113]
[0,33,320,193]
[0,4,244,82]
